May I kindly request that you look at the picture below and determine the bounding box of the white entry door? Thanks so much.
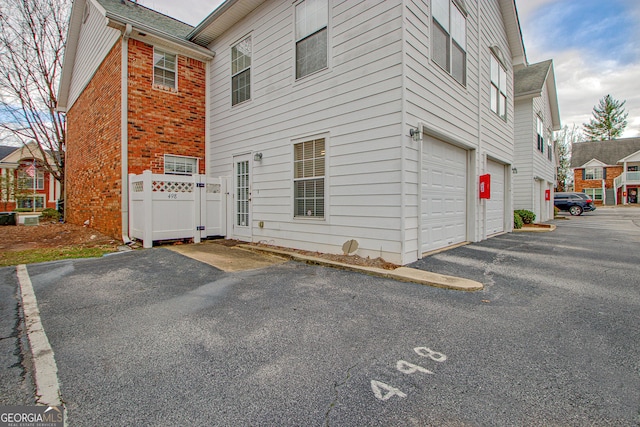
[233,154,252,240]
[486,160,505,235]
[421,137,468,253]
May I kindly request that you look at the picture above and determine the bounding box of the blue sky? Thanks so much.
[141,0,640,138]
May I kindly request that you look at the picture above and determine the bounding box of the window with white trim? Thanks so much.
[490,54,507,120]
[164,155,197,175]
[295,0,328,79]
[18,169,44,190]
[17,195,44,209]
[583,188,603,201]
[153,49,176,89]
[232,36,251,105]
[536,116,544,153]
[547,140,553,161]
[432,0,466,85]
[294,138,325,218]
[584,167,603,180]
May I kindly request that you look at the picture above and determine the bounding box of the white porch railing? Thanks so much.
[129,171,227,248]
[614,171,640,189]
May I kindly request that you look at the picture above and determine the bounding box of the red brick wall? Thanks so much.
[574,165,622,204]
[66,42,122,238]
[65,39,207,240]
[127,39,206,174]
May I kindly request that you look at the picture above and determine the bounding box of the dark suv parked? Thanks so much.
[554,192,597,216]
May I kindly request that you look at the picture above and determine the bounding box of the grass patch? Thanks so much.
[0,246,117,267]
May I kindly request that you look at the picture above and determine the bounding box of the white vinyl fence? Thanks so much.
[129,171,227,248]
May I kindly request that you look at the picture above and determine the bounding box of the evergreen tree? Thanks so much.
[582,94,628,140]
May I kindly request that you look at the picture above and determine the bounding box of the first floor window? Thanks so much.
[490,54,507,120]
[164,155,197,175]
[583,188,603,201]
[295,0,328,79]
[154,49,176,89]
[232,36,251,105]
[294,138,325,218]
[18,195,44,209]
[584,167,603,180]
[432,0,466,85]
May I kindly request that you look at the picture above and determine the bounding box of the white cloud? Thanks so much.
[136,0,223,26]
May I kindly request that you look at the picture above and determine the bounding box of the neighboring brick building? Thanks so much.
[0,143,61,212]
[571,138,640,205]
[58,0,213,239]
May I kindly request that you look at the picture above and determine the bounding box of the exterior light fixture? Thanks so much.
[253,152,263,161]
[512,167,518,174]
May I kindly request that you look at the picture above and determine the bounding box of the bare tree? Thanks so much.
[554,125,582,191]
[0,0,69,200]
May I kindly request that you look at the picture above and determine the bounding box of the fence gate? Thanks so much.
[129,171,228,248]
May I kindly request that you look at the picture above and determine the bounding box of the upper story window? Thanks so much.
[490,54,507,120]
[584,167,603,180]
[294,138,325,218]
[547,141,553,161]
[232,36,251,105]
[536,116,544,153]
[153,49,176,90]
[432,0,466,85]
[164,155,197,175]
[295,0,328,79]
[18,169,44,190]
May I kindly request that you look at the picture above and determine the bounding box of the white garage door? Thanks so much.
[486,160,505,235]
[421,137,467,253]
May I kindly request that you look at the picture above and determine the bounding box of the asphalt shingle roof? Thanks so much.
[95,0,194,39]
[514,60,552,96]
[0,145,18,161]
[570,137,640,167]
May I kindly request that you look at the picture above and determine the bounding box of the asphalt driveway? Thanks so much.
[13,206,640,425]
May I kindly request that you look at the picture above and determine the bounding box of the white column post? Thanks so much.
[142,170,153,248]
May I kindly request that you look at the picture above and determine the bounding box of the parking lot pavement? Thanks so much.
[0,266,35,405]
[17,207,640,425]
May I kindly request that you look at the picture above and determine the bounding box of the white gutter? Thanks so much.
[121,24,132,244]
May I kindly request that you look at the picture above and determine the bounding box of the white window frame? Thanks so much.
[18,169,44,190]
[17,194,45,209]
[293,137,326,219]
[490,54,507,120]
[231,36,252,106]
[431,0,467,85]
[583,188,603,201]
[295,0,329,79]
[164,155,198,175]
[584,167,603,180]
[153,48,177,90]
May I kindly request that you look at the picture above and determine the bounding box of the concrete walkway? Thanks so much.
[169,240,483,292]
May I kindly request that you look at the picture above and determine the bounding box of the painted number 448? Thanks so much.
[371,347,447,401]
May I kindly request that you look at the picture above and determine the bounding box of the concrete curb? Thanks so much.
[238,245,483,292]
[16,264,63,407]
[512,224,556,233]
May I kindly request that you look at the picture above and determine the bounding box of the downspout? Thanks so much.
[121,24,132,243]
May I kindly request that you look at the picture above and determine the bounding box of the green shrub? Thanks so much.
[513,211,523,229]
[41,208,60,221]
[554,206,560,216]
[514,209,535,224]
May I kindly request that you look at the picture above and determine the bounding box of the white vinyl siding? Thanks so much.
[66,0,120,109]
[207,0,405,263]
[486,160,505,235]
[153,49,177,89]
[295,0,328,79]
[231,36,251,105]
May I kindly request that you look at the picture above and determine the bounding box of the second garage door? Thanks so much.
[421,137,467,253]
[486,160,505,235]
